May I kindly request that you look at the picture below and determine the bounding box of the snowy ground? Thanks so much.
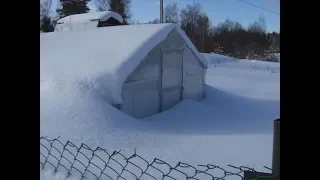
[40,53,280,179]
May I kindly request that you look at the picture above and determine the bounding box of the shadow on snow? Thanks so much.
[112,85,279,135]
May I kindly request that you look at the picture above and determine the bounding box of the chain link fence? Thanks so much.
[40,136,278,180]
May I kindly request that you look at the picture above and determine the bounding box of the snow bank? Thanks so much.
[41,22,279,179]
[55,20,99,32]
[201,53,237,64]
[41,23,207,105]
[41,58,279,180]
[57,11,124,24]
[41,58,279,156]
[237,59,280,73]
[55,11,124,32]
[40,168,78,180]
[201,52,280,73]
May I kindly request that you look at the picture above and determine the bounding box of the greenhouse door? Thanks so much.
[161,51,183,111]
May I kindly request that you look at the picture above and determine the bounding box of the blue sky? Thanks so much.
[128,0,280,32]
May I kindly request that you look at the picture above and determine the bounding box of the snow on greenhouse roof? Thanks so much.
[41,23,207,105]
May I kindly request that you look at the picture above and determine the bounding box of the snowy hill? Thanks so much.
[41,52,279,179]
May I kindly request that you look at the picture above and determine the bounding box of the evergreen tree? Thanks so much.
[40,15,55,32]
[56,0,91,18]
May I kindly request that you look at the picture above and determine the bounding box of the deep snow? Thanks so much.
[201,52,237,64]
[55,11,124,32]
[41,168,78,180]
[40,53,279,179]
[41,23,207,105]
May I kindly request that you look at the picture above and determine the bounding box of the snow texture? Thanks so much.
[41,33,279,179]
[201,52,237,64]
[55,11,124,32]
[41,23,207,105]
[41,51,279,180]
[40,168,78,180]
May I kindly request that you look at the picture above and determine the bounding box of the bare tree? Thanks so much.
[40,0,53,19]
[151,18,160,24]
[247,16,270,59]
[180,3,210,52]
[180,3,202,35]
[107,0,132,24]
[248,16,266,34]
[164,2,179,23]
[94,0,109,11]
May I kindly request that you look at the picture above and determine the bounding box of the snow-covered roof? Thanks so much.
[57,11,124,24]
[55,11,124,32]
[41,23,207,105]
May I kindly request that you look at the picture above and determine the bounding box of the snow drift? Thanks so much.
[41,24,279,180]
[55,11,124,32]
[41,23,207,105]
[201,53,237,64]
[41,55,279,157]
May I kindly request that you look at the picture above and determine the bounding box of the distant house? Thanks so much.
[54,11,124,32]
[41,24,208,118]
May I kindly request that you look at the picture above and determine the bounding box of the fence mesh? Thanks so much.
[40,136,278,180]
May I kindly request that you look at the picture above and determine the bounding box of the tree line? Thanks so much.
[40,0,280,60]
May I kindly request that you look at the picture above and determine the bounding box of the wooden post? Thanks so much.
[244,171,275,180]
[160,0,163,23]
[272,118,280,178]
[243,119,280,180]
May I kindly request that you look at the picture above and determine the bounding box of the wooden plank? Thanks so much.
[272,118,280,176]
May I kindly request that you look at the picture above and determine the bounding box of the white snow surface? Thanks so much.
[55,11,123,32]
[41,36,279,178]
[201,52,237,64]
[41,23,207,105]
[202,53,280,74]
[40,168,78,180]
[41,51,279,180]
[57,11,124,24]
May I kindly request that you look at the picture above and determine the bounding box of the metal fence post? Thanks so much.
[272,118,280,179]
